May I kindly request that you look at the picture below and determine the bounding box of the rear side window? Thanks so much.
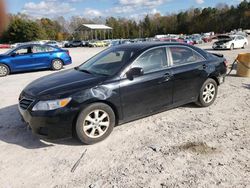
[132,48,168,74]
[169,47,205,66]
[32,45,56,53]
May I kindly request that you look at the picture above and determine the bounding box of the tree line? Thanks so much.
[0,0,249,43]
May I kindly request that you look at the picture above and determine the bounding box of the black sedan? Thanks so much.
[19,43,227,144]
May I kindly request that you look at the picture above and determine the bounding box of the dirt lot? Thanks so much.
[0,41,249,188]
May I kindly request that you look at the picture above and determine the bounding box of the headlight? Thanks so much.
[32,97,72,111]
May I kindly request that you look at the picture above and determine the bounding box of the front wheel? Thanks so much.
[230,44,234,50]
[242,43,247,49]
[76,103,115,144]
[196,78,218,107]
[0,64,10,77]
[52,59,63,71]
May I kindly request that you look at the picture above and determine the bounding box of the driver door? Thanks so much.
[11,46,34,71]
[120,47,174,121]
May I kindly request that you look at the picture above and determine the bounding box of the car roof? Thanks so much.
[114,42,208,58]
[14,44,60,49]
[115,42,196,51]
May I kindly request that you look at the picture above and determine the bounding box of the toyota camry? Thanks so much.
[19,43,227,144]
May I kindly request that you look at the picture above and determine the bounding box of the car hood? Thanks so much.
[0,54,8,59]
[23,68,106,98]
[215,39,232,45]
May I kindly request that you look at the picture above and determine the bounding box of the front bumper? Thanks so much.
[18,105,78,139]
[213,44,230,49]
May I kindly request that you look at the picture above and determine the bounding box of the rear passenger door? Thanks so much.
[168,46,207,104]
[31,45,51,68]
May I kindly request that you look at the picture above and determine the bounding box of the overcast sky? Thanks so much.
[6,0,245,19]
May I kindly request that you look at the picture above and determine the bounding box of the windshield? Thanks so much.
[3,48,14,55]
[78,48,136,76]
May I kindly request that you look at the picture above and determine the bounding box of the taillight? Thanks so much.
[66,50,70,56]
[223,60,229,67]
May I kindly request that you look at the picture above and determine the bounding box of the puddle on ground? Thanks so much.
[177,142,217,154]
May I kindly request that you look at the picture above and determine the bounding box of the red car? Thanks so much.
[202,37,213,43]
[0,44,10,48]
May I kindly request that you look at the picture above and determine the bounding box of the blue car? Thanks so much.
[0,44,72,77]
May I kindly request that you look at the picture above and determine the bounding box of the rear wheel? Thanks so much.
[0,64,10,77]
[76,103,115,144]
[196,78,218,107]
[52,59,63,71]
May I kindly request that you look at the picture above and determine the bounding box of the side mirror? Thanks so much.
[11,53,17,57]
[126,67,144,80]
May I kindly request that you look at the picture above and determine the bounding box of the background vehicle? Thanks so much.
[108,40,122,47]
[46,41,63,48]
[10,43,22,48]
[18,43,227,144]
[192,36,203,44]
[213,35,248,50]
[202,36,213,43]
[0,44,72,76]
[160,38,185,43]
[65,40,84,48]
[0,44,10,48]
[184,38,194,45]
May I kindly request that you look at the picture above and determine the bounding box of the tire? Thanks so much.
[0,64,10,77]
[230,44,234,50]
[76,103,115,144]
[52,59,63,71]
[196,78,218,107]
[242,43,247,49]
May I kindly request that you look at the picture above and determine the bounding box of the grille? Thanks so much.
[19,98,34,110]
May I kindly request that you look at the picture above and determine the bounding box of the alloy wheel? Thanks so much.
[53,60,63,70]
[0,65,8,76]
[83,110,110,139]
[202,83,216,104]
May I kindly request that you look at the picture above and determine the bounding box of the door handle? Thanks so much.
[159,73,172,84]
[203,64,207,69]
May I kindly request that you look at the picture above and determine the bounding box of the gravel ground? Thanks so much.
[0,40,249,188]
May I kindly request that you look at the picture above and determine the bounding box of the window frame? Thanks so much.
[167,45,206,67]
[125,46,171,75]
[32,45,57,54]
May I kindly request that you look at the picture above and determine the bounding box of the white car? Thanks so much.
[46,41,63,48]
[213,35,248,50]
[10,43,22,48]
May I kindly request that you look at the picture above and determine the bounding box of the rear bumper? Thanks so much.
[18,105,77,139]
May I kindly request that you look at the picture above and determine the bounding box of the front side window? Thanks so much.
[132,48,167,74]
[78,48,135,76]
[14,47,32,55]
[169,47,204,66]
